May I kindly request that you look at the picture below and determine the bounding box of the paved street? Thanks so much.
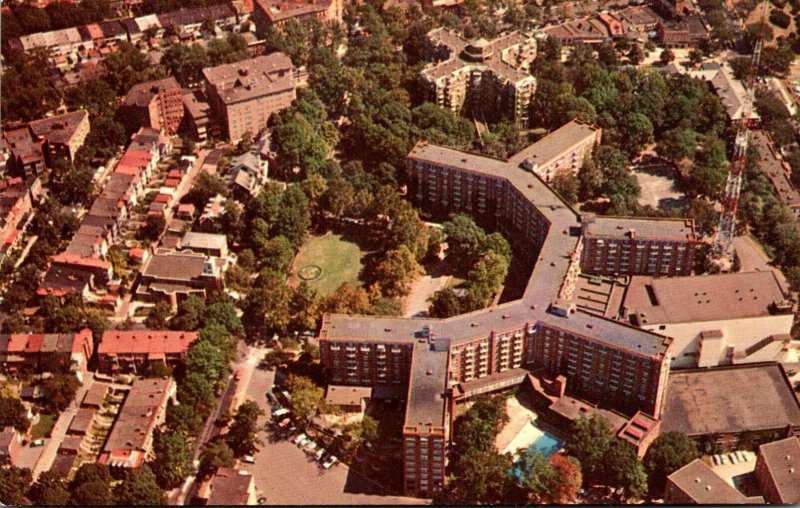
[239,361,426,505]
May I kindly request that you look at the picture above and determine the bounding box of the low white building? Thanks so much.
[620,271,795,369]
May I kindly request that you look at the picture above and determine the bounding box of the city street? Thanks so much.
[238,358,426,505]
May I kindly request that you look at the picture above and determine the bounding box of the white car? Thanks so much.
[243,455,255,464]
[293,433,308,445]
[297,437,311,448]
[323,455,338,469]
[315,448,327,461]
[304,441,318,453]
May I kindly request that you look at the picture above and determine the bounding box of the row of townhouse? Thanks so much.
[37,127,171,304]
[0,176,43,256]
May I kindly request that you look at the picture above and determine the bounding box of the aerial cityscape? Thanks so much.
[1,0,800,504]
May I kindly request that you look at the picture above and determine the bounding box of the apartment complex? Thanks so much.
[97,330,198,374]
[419,28,536,127]
[2,110,90,176]
[508,120,602,182]
[580,215,700,276]
[137,249,227,307]
[99,377,176,468]
[316,126,704,497]
[665,459,760,504]
[252,0,343,31]
[121,77,184,135]
[203,53,296,142]
[620,271,794,368]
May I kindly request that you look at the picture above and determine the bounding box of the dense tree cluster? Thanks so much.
[161,35,249,86]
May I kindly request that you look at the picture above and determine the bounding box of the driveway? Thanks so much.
[732,236,788,289]
[239,364,425,505]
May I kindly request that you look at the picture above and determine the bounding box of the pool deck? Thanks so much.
[501,418,543,456]
[495,394,538,453]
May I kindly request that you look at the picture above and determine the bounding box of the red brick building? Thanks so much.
[0,329,94,380]
[121,77,184,135]
[0,428,23,466]
[580,215,699,276]
[97,330,198,374]
[754,437,800,504]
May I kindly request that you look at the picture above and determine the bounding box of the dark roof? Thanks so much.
[28,110,88,146]
[123,77,181,108]
[98,20,127,38]
[404,341,448,430]
[661,363,800,436]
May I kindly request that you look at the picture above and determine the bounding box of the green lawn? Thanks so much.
[30,413,56,439]
[289,233,365,296]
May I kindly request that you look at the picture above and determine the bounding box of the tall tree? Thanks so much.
[150,429,192,488]
[225,401,264,457]
[643,432,699,497]
[114,465,166,505]
[28,470,69,505]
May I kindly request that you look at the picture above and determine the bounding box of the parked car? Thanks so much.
[323,456,338,469]
[304,441,318,453]
[243,455,255,464]
[31,439,45,447]
[293,433,308,445]
[315,448,327,461]
[297,437,311,448]
[266,392,278,404]
[272,408,290,419]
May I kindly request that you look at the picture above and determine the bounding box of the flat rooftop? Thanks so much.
[661,363,800,436]
[405,341,448,430]
[202,53,294,105]
[623,271,789,325]
[508,120,600,168]
[585,216,696,240]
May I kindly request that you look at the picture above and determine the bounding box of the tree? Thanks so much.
[688,48,704,67]
[660,49,675,63]
[428,288,463,318]
[258,235,295,273]
[660,128,699,163]
[185,171,228,209]
[551,169,579,204]
[225,400,264,457]
[323,283,372,314]
[627,44,644,65]
[287,375,325,421]
[373,245,423,297]
[140,213,166,242]
[443,215,488,270]
[102,42,166,94]
[516,448,557,502]
[567,415,613,485]
[160,43,209,86]
[0,396,29,432]
[549,455,583,503]
[199,440,236,478]
[185,340,229,385]
[606,441,648,499]
[42,374,80,413]
[620,112,654,155]
[688,134,729,198]
[170,296,207,331]
[69,464,112,506]
[150,429,192,488]
[28,470,69,505]
[644,432,699,497]
[442,449,522,504]
[115,465,166,505]
[0,466,32,505]
[145,301,172,329]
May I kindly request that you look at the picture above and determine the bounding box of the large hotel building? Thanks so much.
[318,120,703,497]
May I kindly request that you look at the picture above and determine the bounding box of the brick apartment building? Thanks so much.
[99,377,176,469]
[97,330,198,374]
[2,110,90,177]
[0,329,94,380]
[419,28,537,127]
[203,53,296,142]
[753,436,800,504]
[252,0,343,32]
[137,249,227,308]
[508,120,601,183]
[314,122,705,497]
[121,77,184,135]
[580,214,700,276]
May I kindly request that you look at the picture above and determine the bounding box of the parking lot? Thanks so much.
[239,363,426,505]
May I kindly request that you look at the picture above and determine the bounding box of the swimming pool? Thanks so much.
[508,423,565,483]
